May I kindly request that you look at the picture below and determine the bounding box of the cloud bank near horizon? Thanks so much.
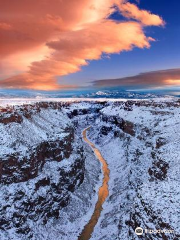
[93,68,180,89]
[0,0,164,90]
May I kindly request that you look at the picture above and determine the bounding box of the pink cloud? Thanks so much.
[0,0,164,90]
[117,2,165,26]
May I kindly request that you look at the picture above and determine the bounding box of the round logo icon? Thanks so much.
[135,227,143,235]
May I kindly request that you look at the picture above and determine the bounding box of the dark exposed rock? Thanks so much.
[148,158,169,181]
[100,126,113,135]
[0,127,74,184]
[35,177,51,191]
[67,106,102,119]
[111,101,134,111]
[67,109,89,118]
[124,101,134,111]
[156,137,167,149]
[120,120,135,136]
[101,114,135,136]
[0,112,23,124]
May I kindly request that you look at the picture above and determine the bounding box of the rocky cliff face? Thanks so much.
[0,127,74,184]
[0,102,86,239]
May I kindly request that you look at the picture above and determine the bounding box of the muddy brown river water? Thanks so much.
[78,127,110,240]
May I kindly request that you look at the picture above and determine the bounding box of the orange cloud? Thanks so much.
[0,0,164,90]
[0,22,12,30]
[117,2,165,26]
[0,73,76,90]
[0,0,116,57]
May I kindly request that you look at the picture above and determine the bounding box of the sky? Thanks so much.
[0,0,179,91]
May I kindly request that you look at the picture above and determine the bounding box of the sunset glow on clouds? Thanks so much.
[93,69,180,89]
[0,0,165,90]
[117,2,165,26]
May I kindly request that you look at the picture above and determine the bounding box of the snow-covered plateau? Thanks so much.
[0,99,180,240]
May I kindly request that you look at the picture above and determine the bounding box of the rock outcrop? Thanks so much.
[0,127,74,184]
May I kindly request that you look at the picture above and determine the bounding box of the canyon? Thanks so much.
[0,99,180,240]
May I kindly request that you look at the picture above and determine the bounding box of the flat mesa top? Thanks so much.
[0,97,175,107]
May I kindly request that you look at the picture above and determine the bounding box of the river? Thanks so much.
[78,127,110,240]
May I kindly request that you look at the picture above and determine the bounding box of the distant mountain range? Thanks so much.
[0,88,179,99]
